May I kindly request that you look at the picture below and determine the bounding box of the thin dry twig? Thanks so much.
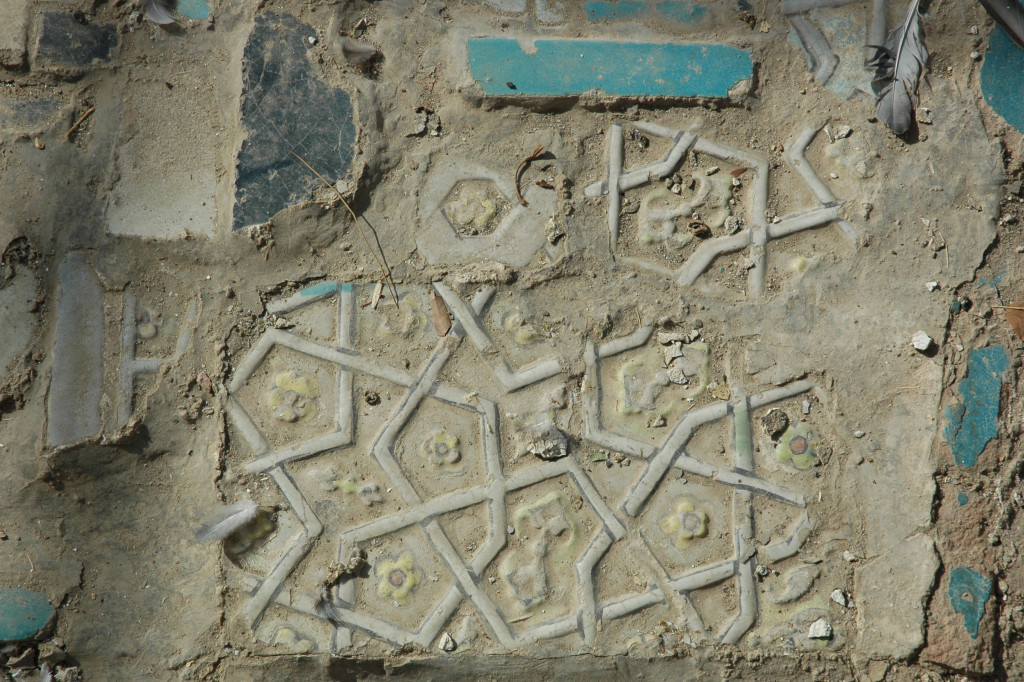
[515,145,545,206]
[371,281,383,309]
[65,106,96,140]
[291,152,399,307]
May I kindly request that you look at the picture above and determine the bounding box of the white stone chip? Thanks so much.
[808,618,833,639]
[830,589,848,607]
[439,632,456,652]
[912,330,934,352]
[843,550,858,562]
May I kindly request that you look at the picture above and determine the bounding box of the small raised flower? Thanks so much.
[775,422,818,470]
[376,555,421,605]
[422,429,463,471]
[659,498,709,551]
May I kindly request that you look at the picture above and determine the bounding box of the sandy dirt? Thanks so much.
[2,0,1024,680]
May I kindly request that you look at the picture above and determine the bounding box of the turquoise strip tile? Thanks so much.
[585,0,707,23]
[467,38,751,97]
[299,281,340,297]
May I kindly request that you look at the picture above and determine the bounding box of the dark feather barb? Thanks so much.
[338,37,377,66]
[979,0,1024,51]
[867,0,927,135]
[314,586,346,627]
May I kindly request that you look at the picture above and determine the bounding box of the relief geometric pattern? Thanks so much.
[223,278,823,650]
[584,122,858,299]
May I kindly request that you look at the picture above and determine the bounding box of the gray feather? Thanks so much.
[196,500,259,542]
[867,0,927,135]
[141,0,177,25]
[979,0,1024,51]
[338,37,377,66]
[315,586,346,626]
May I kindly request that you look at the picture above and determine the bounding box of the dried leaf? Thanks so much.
[429,288,452,337]
[515,145,545,206]
[1003,303,1024,340]
[141,0,177,24]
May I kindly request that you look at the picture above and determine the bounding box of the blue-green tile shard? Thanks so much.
[943,346,1008,467]
[949,567,992,639]
[467,38,751,98]
[234,13,356,229]
[178,0,209,20]
[585,1,708,23]
[0,588,54,643]
[982,26,1024,133]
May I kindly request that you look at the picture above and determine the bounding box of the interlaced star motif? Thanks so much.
[223,277,823,651]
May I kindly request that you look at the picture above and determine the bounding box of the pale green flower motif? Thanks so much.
[659,498,708,550]
[775,422,818,470]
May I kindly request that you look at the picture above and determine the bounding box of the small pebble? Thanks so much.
[970,51,980,61]
[802,400,810,415]
[829,172,839,179]
[830,589,848,607]
[835,125,852,139]
[705,166,720,176]
[925,281,939,291]
[843,550,858,562]
[439,632,457,652]
[507,525,515,535]
[853,430,865,438]
[968,24,978,35]
[307,36,318,45]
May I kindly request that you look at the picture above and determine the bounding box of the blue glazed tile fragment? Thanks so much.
[943,346,1008,467]
[0,588,54,643]
[177,0,209,20]
[0,96,62,131]
[467,38,751,98]
[234,13,356,229]
[585,1,707,23]
[299,282,340,297]
[949,567,992,639]
[36,12,117,67]
[981,26,1024,133]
